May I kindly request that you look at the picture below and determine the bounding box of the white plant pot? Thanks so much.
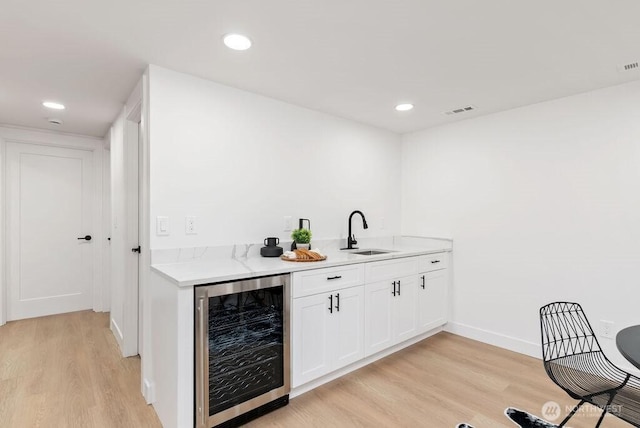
[296,243,310,250]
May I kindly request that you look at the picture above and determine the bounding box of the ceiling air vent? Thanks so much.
[618,61,639,72]
[444,105,476,116]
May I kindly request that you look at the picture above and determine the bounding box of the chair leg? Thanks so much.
[594,393,615,428]
[594,406,607,428]
[559,400,585,427]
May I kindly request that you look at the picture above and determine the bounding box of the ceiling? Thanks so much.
[2,0,640,138]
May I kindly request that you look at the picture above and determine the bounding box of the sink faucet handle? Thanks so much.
[351,235,357,246]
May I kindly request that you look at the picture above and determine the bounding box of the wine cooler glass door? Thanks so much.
[196,274,290,428]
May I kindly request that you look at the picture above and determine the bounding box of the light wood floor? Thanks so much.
[0,312,630,428]
[0,311,161,428]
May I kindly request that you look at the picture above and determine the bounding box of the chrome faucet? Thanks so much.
[343,210,368,250]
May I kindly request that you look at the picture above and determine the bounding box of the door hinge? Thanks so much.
[132,246,141,253]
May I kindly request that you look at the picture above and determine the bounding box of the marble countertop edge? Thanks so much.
[151,245,451,288]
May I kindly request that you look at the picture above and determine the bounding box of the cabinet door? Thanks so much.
[292,292,333,387]
[333,286,365,370]
[364,280,394,357]
[417,269,448,333]
[393,276,418,344]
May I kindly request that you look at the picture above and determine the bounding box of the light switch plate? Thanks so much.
[284,216,292,231]
[156,216,169,236]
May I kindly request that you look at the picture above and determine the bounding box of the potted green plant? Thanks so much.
[291,228,312,250]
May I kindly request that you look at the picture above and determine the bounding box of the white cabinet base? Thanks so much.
[291,326,444,398]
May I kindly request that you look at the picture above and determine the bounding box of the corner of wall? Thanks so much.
[0,135,5,326]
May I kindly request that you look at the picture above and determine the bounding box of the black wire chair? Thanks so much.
[540,302,640,427]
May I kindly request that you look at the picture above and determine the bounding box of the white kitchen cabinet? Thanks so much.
[363,280,393,356]
[334,286,365,368]
[364,275,419,357]
[292,291,332,386]
[292,251,449,390]
[292,285,365,387]
[394,275,419,343]
[417,269,448,334]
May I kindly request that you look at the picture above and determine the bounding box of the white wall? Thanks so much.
[402,80,640,369]
[0,134,5,325]
[148,65,402,250]
[109,111,126,348]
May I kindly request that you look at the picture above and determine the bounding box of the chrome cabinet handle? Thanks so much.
[197,297,207,427]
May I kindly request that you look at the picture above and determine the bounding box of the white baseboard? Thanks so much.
[110,317,124,349]
[143,378,156,404]
[446,321,540,359]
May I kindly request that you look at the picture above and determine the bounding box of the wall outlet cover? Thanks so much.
[600,320,615,339]
[185,216,197,234]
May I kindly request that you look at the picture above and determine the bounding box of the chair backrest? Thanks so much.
[539,302,602,362]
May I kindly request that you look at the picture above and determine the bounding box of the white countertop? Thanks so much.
[151,237,452,287]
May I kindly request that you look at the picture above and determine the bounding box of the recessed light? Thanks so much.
[223,33,252,51]
[395,103,414,112]
[43,101,65,110]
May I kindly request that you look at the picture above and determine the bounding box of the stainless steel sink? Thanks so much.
[350,249,394,256]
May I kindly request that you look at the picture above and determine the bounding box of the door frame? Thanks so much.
[121,79,143,357]
[0,125,105,326]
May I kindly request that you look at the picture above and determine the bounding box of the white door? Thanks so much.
[393,276,418,343]
[364,280,394,357]
[334,286,365,370]
[6,142,94,320]
[417,270,448,333]
[292,292,332,387]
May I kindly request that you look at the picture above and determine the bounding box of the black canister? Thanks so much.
[261,237,283,257]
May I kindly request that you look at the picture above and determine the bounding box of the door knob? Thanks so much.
[77,235,92,241]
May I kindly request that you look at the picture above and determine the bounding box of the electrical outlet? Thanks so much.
[600,320,615,339]
[284,216,292,231]
[185,216,197,234]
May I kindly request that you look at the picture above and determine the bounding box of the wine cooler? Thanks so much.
[195,274,290,428]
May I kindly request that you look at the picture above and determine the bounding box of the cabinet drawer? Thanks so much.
[365,257,418,282]
[292,264,365,298]
[418,253,448,272]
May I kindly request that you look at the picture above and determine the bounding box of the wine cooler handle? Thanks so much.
[197,296,207,427]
